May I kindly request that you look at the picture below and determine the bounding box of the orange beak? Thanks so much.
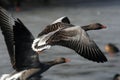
[65,58,71,62]
[102,26,107,29]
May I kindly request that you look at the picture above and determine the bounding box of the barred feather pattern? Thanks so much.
[47,26,107,63]
[0,7,15,68]
[38,22,73,37]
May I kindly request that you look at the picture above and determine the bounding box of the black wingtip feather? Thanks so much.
[62,17,70,24]
[77,45,107,63]
[58,40,108,63]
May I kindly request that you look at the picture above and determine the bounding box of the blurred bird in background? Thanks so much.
[104,43,119,57]
[113,74,120,80]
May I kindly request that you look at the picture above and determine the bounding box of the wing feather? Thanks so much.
[38,22,73,37]
[48,26,107,62]
[0,7,15,67]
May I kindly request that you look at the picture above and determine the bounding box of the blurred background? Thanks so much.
[0,0,120,80]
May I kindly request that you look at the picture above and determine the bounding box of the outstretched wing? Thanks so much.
[14,18,35,42]
[48,26,107,63]
[0,7,40,71]
[38,16,71,37]
[13,19,40,71]
[52,16,70,24]
[0,7,15,68]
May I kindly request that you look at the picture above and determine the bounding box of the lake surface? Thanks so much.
[0,0,120,80]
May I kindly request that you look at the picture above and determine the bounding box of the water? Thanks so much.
[0,0,120,80]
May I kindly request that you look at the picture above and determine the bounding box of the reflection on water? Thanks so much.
[0,1,120,80]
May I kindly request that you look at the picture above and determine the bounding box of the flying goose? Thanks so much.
[32,17,107,63]
[0,7,69,80]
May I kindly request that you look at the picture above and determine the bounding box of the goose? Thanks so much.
[32,17,108,63]
[113,74,120,80]
[105,43,119,57]
[0,7,69,80]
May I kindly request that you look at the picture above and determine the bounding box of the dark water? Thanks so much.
[0,1,120,80]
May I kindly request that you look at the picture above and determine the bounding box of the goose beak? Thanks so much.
[65,58,71,62]
[102,26,107,29]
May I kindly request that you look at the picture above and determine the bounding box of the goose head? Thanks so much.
[82,23,107,31]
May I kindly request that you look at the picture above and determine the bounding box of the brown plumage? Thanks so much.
[32,19,107,63]
[105,43,119,56]
[0,7,69,80]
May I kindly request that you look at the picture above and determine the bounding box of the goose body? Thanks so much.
[32,18,107,63]
[0,70,26,80]
[0,7,68,80]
